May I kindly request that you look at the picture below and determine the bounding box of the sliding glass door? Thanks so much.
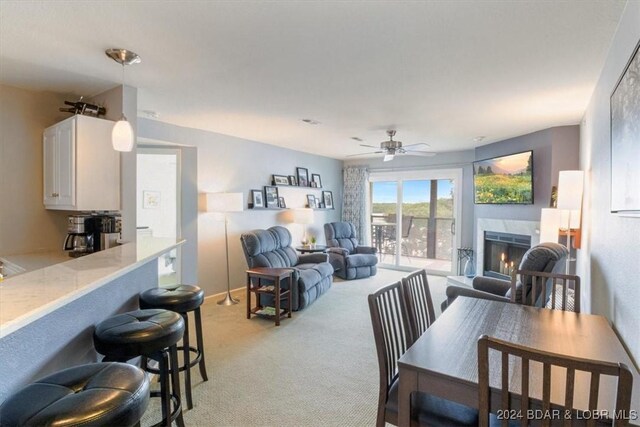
[370,169,461,275]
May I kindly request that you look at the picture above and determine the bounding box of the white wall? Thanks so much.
[578,1,640,364]
[0,85,69,255]
[138,118,343,297]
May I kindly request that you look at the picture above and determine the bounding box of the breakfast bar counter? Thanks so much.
[0,236,184,402]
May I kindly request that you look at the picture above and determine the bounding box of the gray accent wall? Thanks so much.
[138,118,343,297]
[474,126,580,223]
[578,1,640,365]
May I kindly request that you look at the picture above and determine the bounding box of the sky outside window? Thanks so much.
[372,180,453,203]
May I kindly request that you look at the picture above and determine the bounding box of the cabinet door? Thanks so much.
[56,118,75,207]
[43,127,57,206]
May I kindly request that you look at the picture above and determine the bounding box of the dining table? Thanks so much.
[397,297,640,426]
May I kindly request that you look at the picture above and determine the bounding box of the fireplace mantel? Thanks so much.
[476,218,540,274]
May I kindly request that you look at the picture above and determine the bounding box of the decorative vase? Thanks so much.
[464,257,476,278]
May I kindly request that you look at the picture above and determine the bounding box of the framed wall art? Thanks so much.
[264,186,279,208]
[322,191,334,209]
[611,38,640,215]
[250,189,264,208]
[297,167,309,187]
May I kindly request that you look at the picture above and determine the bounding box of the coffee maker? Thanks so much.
[64,215,99,257]
[64,214,122,257]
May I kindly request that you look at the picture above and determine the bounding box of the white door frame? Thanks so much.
[369,168,463,275]
[137,147,182,283]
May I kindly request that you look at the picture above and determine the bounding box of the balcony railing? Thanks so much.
[371,215,453,261]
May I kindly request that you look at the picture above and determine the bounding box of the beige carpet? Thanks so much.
[143,268,448,427]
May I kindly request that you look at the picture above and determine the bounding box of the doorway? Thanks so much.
[369,169,462,275]
[136,148,181,285]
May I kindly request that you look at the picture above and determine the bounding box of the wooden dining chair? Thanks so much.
[368,282,478,427]
[401,269,436,339]
[511,270,581,313]
[477,335,634,427]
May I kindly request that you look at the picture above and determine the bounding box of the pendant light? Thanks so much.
[105,49,141,152]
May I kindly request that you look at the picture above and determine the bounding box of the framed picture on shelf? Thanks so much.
[278,197,286,208]
[297,167,309,187]
[272,174,290,186]
[311,174,322,188]
[288,175,297,186]
[250,189,264,208]
[323,191,334,209]
[264,186,279,208]
[307,194,317,209]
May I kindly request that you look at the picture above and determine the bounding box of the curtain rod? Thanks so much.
[350,161,472,173]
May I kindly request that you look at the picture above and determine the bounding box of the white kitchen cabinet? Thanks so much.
[43,115,120,211]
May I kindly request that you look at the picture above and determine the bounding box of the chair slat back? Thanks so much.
[478,335,633,427]
[510,270,581,313]
[401,269,436,339]
[368,281,413,410]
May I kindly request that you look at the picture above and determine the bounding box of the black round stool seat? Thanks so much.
[0,362,149,427]
[94,309,184,361]
[139,285,204,312]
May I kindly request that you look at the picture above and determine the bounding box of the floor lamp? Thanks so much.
[206,192,244,305]
[293,208,314,245]
[556,170,584,274]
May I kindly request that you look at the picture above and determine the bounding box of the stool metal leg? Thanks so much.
[169,344,185,427]
[181,313,193,410]
[158,351,171,427]
[195,307,208,381]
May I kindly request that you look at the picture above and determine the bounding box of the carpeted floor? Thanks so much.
[143,268,447,427]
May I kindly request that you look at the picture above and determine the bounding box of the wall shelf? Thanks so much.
[274,184,323,190]
[248,205,289,210]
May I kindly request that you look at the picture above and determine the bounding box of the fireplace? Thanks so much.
[483,231,531,280]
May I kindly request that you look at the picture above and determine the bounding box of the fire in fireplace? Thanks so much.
[484,231,531,280]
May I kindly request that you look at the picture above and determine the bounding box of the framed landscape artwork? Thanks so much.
[611,39,640,216]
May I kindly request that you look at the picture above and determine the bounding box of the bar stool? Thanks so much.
[93,309,185,427]
[0,362,149,427]
[139,284,207,410]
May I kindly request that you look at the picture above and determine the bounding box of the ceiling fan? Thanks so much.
[347,130,436,162]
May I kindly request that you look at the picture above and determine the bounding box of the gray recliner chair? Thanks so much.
[240,226,333,311]
[442,242,568,310]
[324,222,378,280]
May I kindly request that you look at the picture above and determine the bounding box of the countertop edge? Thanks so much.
[0,238,185,339]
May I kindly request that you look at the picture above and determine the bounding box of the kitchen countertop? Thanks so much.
[0,237,185,339]
[1,250,70,276]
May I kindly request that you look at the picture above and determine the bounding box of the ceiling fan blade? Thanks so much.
[403,150,437,157]
[402,142,431,149]
[346,151,384,157]
[383,154,395,162]
[359,144,379,149]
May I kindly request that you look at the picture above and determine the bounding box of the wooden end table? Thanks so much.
[246,267,293,326]
[295,245,327,253]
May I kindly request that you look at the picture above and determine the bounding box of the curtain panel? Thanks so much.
[342,166,370,245]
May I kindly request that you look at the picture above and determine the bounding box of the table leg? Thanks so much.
[246,273,251,319]
[275,276,281,326]
[398,368,418,427]
[287,274,292,318]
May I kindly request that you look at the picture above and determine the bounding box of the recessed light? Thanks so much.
[302,119,320,125]
[473,136,486,143]
[351,137,363,142]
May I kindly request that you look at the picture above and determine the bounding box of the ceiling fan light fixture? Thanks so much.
[383,154,394,162]
[106,48,141,152]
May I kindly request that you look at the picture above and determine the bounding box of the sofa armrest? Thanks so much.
[327,247,349,256]
[472,276,511,296]
[355,245,377,255]
[445,285,511,307]
[298,253,329,264]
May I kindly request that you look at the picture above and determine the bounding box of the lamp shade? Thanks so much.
[540,208,561,243]
[206,192,243,213]
[293,208,314,224]
[557,170,584,210]
[112,119,134,152]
